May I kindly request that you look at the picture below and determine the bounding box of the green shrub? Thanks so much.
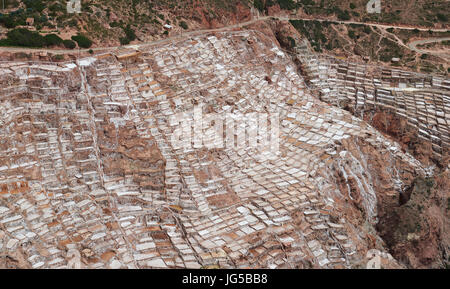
[1,15,19,28]
[349,3,356,9]
[119,24,136,45]
[0,39,10,46]
[71,34,92,48]
[81,2,93,13]
[24,0,45,12]
[49,3,65,13]
[119,37,130,45]
[437,13,448,22]
[53,54,64,61]
[276,0,296,10]
[180,21,188,30]
[5,28,45,47]
[287,36,296,48]
[348,30,356,39]
[123,24,136,42]
[337,10,351,21]
[63,39,76,49]
[254,0,264,12]
[67,19,78,28]
[44,34,63,46]
[300,0,314,6]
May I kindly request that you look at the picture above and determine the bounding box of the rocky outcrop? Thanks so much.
[377,172,450,268]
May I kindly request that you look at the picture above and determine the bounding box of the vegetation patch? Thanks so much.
[179,21,188,30]
[119,24,137,45]
[43,33,63,46]
[0,28,46,47]
[71,34,93,48]
[63,39,76,49]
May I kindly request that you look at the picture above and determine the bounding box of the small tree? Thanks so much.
[53,54,64,61]
[180,21,188,30]
[119,37,130,45]
[71,34,93,48]
[44,34,63,46]
[348,30,356,39]
[63,39,76,49]
[6,28,45,47]
[254,0,264,12]
[437,13,448,22]
[277,0,296,10]
[124,24,136,42]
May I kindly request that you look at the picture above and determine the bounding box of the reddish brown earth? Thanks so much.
[367,110,447,168]
[366,111,449,268]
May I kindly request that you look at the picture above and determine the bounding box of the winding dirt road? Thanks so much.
[0,15,447,56]
[407,37,450,58]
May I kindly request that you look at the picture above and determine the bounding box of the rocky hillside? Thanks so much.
[0,0,253,46]
[0,18,448,268]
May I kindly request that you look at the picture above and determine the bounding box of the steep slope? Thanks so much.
[0,27,447,268]
[292,29,449,268]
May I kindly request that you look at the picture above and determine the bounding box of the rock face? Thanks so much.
[0,28,447,268]
[293,34,449,268]
[376,173,450,268]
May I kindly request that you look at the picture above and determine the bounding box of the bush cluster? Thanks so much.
[63,39,76,49]
[119,24,136,45]
[180,21,188,30]
[71,34,93,48]
[0,28,64,47]
[253,0,297,13]
[0,27,83,49]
